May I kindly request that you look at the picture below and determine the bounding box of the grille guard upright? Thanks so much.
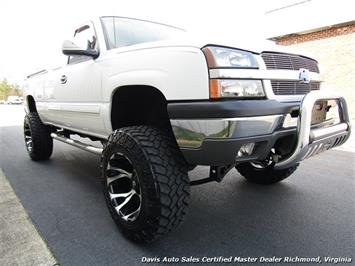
[274,90,351,169]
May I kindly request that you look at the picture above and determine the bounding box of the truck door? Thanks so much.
[46,22,106,137]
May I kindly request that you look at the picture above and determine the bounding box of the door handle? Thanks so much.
[60,75,67,84]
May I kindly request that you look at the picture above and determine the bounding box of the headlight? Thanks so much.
[202,46,258,68]
[220,80,264,97]
[210,79,264,98]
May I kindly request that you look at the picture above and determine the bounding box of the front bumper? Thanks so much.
[168,91,350,167]
[274,90,350,169]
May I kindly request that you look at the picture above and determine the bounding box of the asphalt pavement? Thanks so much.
[0,105,354,265]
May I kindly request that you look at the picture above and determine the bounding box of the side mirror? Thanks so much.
[62,40,99,58]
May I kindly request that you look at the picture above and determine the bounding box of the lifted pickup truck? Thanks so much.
[23,16,351,243]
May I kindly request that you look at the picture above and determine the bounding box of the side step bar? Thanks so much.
[51,133,103,155]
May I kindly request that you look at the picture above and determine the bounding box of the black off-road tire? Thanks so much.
[236,162,299,185]
[101,126,190,243]
[23,112,53,161]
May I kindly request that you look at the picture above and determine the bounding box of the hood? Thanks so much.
[179,32,316,59]
[110,31,317,61]
[183,32,283,54]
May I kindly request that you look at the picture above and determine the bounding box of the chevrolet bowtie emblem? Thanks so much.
[299,68,311,84]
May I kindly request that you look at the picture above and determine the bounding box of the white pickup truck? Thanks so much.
[23,16,351,243]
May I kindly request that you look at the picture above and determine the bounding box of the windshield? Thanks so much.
[100,17,185,49]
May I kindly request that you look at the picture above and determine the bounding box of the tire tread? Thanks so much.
[101,126,190,242]
[24,112,53,161]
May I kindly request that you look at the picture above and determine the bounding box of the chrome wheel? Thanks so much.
[106,153,142,222]
[24,120,33,152]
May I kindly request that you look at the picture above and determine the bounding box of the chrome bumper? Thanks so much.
[170,115,283,148]
[274,90,350,169]
[170,91,350,167]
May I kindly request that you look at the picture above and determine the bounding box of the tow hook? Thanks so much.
[190,164,234,186]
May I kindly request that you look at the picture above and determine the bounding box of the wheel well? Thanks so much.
[111,85,172,131]
[27,95,37,113]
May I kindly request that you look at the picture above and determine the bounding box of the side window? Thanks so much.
[68,24,97,64]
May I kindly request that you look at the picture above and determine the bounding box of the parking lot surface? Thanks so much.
[0,105,354,265]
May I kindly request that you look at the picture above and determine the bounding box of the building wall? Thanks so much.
[274,25,355,117]
[275,23,355,45]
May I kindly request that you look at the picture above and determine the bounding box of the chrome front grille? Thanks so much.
[262,52,319,73]
[271,80,320,95]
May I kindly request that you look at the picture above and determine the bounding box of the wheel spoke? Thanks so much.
[106,172,130,185]
[106,165,132,186]
[122,206,141,221]
[108,164,132,176]
[109,188,135,201]
[111,189,136,213]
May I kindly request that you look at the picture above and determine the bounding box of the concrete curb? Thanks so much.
[0,168,57,266]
